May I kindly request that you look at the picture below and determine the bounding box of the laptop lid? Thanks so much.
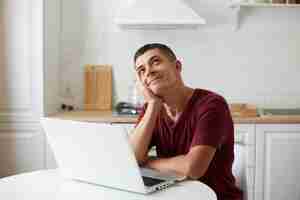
[41,117,148,193]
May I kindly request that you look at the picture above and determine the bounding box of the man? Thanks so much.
[130,43,243,200]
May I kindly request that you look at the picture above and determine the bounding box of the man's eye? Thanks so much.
[153,60,160,65]
[139,69,145,74]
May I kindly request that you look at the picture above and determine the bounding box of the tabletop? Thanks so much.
[0,169,217,200]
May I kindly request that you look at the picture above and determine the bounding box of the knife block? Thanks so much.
[84,65,112,110]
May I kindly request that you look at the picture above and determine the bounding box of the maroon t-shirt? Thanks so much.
[136,89,243,200]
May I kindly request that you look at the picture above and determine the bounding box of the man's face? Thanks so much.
[135,48,181,95]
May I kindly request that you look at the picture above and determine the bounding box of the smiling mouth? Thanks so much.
[148,77,161,86]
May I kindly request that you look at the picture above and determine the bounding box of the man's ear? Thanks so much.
[175,60,182,72]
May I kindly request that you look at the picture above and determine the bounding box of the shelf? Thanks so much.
[229,2,300,8]
[228,1,300,30]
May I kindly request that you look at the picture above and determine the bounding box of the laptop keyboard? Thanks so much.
[142,176,165,187]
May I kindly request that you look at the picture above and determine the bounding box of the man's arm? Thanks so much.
[130,73,164,165]
[129,101,161,165]
[145,145,216,179]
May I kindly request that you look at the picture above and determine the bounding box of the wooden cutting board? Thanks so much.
[84,65,112,110]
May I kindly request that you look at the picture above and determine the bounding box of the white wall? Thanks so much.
[44,0,61,114]
[59,0,300,109]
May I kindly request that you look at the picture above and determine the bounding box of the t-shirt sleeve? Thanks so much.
[191,98,232,148]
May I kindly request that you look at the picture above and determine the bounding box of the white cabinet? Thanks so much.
[234,124,256,200]
[255,124,300,200]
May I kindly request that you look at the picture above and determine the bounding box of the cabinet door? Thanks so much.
[234,124,255,200]
[256,124,300,200]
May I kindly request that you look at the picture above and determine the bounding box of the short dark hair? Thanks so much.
[134,43,177,63]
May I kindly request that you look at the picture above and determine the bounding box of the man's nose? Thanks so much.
[145,67,155,77]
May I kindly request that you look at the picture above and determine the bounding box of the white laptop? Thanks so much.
[41,117,184,194]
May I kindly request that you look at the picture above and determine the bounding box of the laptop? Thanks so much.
[41,117,185,194]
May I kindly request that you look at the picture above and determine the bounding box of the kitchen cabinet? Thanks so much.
[234,124,256,200]
[255,124,300,200]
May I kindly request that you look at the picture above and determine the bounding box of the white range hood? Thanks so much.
[115,0,206,29]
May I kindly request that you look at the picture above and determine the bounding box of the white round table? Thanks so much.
[0,170,217,200]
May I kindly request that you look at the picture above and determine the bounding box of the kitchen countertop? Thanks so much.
[49,111,137,123]
[49,110,300,124]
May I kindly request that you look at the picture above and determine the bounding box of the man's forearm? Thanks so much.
[145,145,216,180]
[145,155,190,178]
[129,102,162,164]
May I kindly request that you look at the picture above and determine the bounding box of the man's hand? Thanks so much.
[136,74,162,106]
